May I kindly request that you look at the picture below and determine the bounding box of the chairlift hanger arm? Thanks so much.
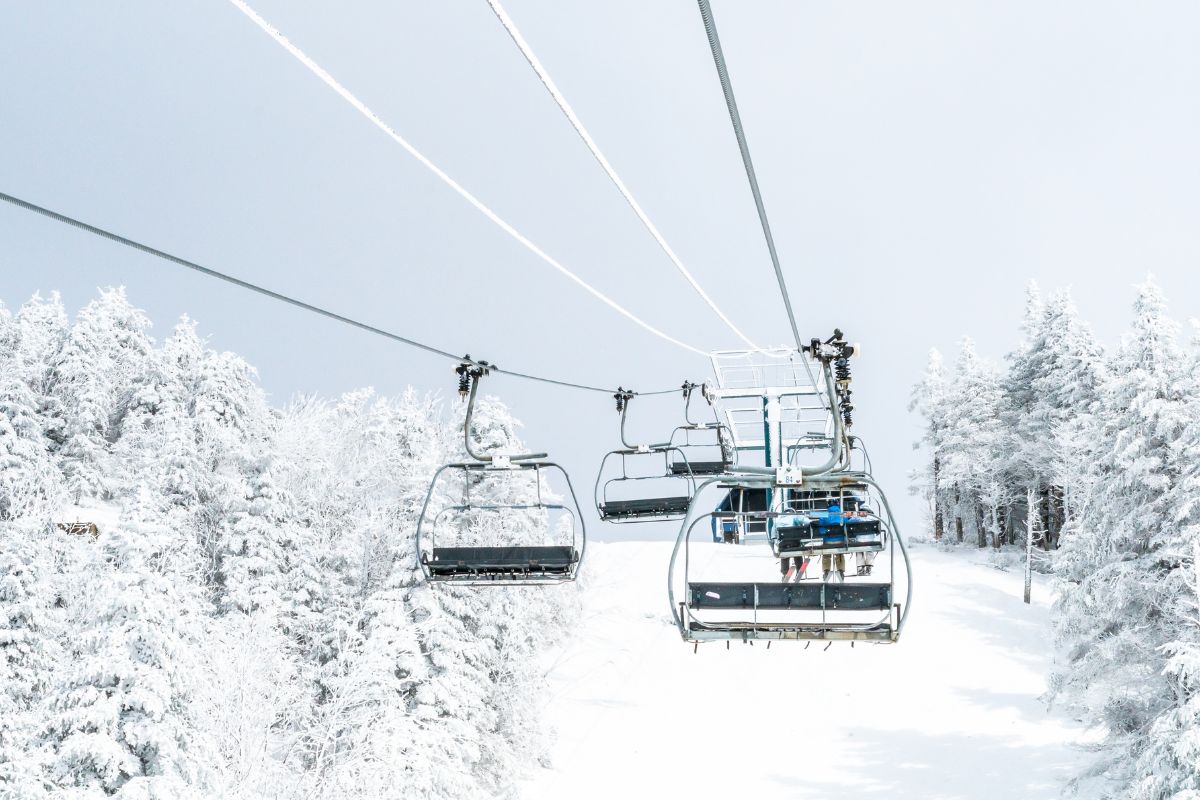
[460,362,546,462]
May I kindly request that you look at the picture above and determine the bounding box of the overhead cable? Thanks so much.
[226,0,707,358]
[695,0,802,352]
[0,189,681,397]
[485,0,760,351]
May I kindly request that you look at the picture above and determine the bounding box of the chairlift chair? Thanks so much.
[710,485,768,544]
[416,361,585,585]
[771,482,887,559]
[667,335,912,644]
[669,475,911,644]
[594,389,699,523]
[666,382,736,478]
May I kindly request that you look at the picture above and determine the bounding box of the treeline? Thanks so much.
[0,288,580,799]
[910,278,1200,797]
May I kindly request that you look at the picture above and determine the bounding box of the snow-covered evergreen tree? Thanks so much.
[909,348,949,540]
[49,288,152,502]
[0,377,63,522]
[1053,278,1196,794]
[0,287,590,799]
[939,339,1011,546]
[0,531,62,798]
[45,519,213,798]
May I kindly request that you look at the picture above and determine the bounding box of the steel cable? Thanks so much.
[0,189,685,397]
[227,0,708,358]
[485,0,760,351]
[696,0,802,352]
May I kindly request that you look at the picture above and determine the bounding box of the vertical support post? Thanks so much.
[1024,486,1034,605]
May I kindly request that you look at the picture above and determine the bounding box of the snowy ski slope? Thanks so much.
[524,541,1083,799]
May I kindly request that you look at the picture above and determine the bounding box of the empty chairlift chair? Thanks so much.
[666,382,736,478]
[417,362,585,585]
[595,389,699,523]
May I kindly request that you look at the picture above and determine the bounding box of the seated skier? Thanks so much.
[775,512,813,581]
[781,554,808,582]
[822,553,847,582]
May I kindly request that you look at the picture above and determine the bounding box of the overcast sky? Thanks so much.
[3,0,1199,540]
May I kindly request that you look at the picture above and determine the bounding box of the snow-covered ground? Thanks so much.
[524,541,1083,799]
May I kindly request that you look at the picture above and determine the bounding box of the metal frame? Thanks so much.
[668,474,912,645]
[667,387,737,477]
[595,446,698,523]
[417,459,585,585]
[416,366,586,586]
[769,480,888,558]
[593,391,710,524]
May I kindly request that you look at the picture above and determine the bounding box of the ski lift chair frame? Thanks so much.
[594,391,699,523]
[710,484,769,544]
[417,363,585,586]
[665,382,737,478]
[668,474,912,645]
[770,480,888,559]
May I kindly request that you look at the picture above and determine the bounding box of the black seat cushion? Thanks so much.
[600,496,691,518]
[426,546,577,575]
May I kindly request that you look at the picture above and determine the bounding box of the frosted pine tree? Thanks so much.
[0,534,62,798]
[12,292,70,453]
[0,299,15,368]
[49,288,153,502]
[0,377,63,521]
[45,520,213,798]
[1053,277,1194,793]
[1018,288,1106,548]
[217,455,291,615]
[909,349,949,540]
[111,319,201,499]
[939,339,1011,546]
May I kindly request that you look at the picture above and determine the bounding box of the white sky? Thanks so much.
[2,0,1199,540]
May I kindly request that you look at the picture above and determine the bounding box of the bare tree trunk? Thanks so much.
[1024,487,1034,604]
[933,457,945,541]
[955,486,964,543]
[1048,485,1064,549]
[1039,486,1053,551]
[975,502,987,548]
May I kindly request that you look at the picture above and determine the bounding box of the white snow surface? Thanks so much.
[524,541,1083,799]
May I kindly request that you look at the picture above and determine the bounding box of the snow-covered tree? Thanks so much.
[1053,277,1196,794]
[0,286,586,799]
[938,339,1011,546]
[45,521,213,797]
[0,377,63,522]
[216,455,291,615]
[49,288,153,501]
[910,348,949,540]
[0,532,62,798]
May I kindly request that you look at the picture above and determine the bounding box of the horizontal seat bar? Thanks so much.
[600,497,691,518]
[687,582,892,611]
[425,546,577,575]
[669,460,729,476]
